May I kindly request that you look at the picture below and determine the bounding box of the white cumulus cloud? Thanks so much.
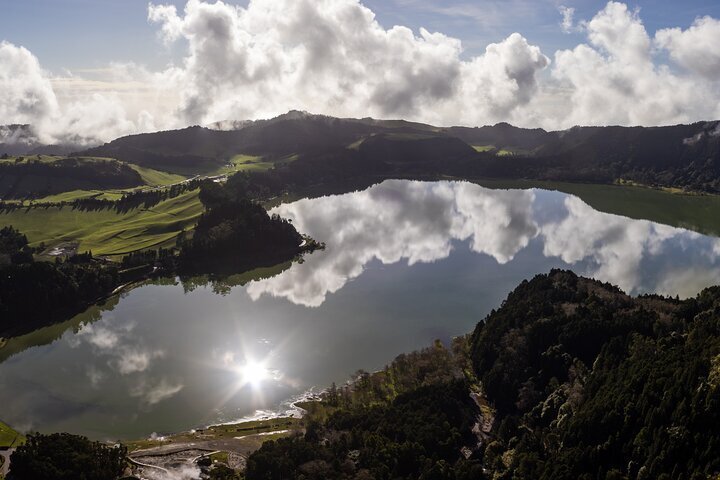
[0,41,58,135]
[549,1,720,127]
[145,0,549,127]
[0,42,154,145]
[2,0,720,142]
[656,16,720,79]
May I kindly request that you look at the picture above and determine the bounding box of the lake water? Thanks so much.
[2,179,720,440]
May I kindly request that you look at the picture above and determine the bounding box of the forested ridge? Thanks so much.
[244,270,720,480]
[72,113,720,193]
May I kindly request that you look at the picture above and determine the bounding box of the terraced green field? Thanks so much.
[0,189,203,255]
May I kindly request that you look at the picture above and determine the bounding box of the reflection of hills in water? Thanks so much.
[5,180,720,364]
[0,296,121,364]
[178,261,293,295]
[0,264,293,365]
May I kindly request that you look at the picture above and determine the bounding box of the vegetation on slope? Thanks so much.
[0,226,121,337]
[247,340,482,480]
[0,420,25,448]
[468,270,720,479]
[0,156,143,199]
[177,180,308,273]
[6,433,127,480]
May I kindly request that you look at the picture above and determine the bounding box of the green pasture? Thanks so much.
[0,189,204,255]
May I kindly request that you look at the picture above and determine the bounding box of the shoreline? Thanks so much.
[123,388,324,455]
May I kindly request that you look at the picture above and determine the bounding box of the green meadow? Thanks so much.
[212,154,296,175]
[1,189,203,256]
[129,164,187,186]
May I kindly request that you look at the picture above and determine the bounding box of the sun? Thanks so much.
[238,360,269,388]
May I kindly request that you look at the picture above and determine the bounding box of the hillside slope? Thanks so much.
[73,113,720,192]
[0,157,143,199]
[470,270,720,479]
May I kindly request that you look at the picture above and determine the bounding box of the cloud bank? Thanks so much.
[2,0,720,144]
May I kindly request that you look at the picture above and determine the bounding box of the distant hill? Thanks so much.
[500,122,720,190]
[0,124,85,157]
[57,112,720,193]
[445,122,554,152]
[0,125,41,156]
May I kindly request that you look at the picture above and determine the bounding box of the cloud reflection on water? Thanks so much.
[247,180,720,305]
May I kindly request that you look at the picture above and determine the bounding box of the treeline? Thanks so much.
[6,433,127,480]
[67,178,202,213]
[72,113,720,194]
[0,157,143,198]
[209,134,479,206]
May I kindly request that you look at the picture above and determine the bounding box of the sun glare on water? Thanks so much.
[238,360,270,388]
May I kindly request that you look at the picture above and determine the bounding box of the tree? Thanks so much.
[209,465,241,480]
[7,432,127,480]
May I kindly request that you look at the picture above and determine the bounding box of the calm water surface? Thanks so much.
[2,180,720,439]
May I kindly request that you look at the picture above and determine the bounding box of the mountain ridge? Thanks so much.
[5,112,720,193]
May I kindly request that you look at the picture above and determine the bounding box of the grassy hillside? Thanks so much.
[0,420,24,448]
[128,164,187,186]
[0,189,203,255]
[212,154,276,175]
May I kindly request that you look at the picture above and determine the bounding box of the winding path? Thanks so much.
[0,448,14,477]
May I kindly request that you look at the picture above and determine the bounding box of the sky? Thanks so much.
[2,0,720,144]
